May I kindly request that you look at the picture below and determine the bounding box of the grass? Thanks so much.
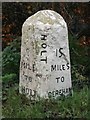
[2,83,89,119]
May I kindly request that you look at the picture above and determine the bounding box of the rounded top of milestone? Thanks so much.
[22,10,67,28]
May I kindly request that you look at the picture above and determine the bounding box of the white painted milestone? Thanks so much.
[19,10,72,100]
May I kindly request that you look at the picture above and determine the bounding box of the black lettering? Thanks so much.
[48,88,72,98]
[59,89,62,95]
[26,88,30,95]
[62,64,65,70]
[57,65,59,71]
[56,49,58,56]
[60,65,62,71]
[56,77,60,83]
[66,88,69,93]
[66,63,70,70]
[62,89,66,94]
[21,61,32,70]
[41,35,47,40]
[40,57,47,63]
[51,65,56,71]
[59,48,64,57]
[55,90,59,96]
[59,65,62,71]
[41,50,47,56]
[23,73,32,82]
[61,76,64,82]
[57,65,62,71]
[41,43,47,49]
[21,87,37,97]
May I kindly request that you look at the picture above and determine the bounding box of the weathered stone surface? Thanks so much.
[19,10,72,100]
